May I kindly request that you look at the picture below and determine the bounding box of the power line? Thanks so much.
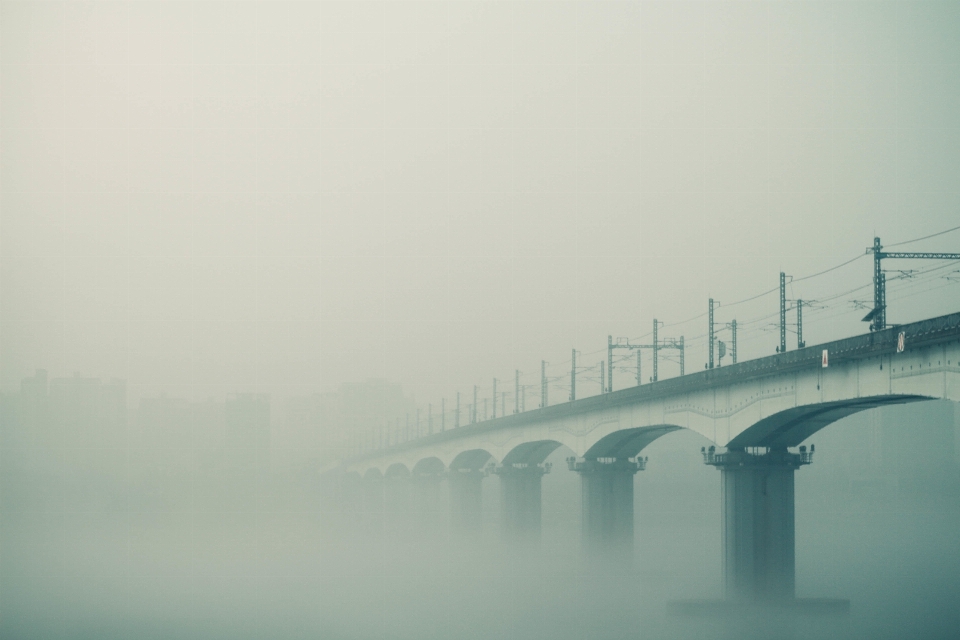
[664,310,708,329]
[886,223,960,248]
[792,254,865,284]
[392,232,960,445]
[724,285,780,308]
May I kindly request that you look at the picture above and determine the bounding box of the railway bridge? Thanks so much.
[330,312,960,606]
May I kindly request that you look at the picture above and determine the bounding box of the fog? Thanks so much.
[3,387,959,639]
[2,1,960,639]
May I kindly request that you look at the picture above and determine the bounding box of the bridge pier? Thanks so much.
[383,470,411,534]
[363,472,384,511]
[331,472,366,536]
[448,468,486,534]
[567,456,645,567]
[495,463,551,543]
[703,447,812,603]
[410,469,444,532]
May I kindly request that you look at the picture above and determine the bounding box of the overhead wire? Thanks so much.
[395,225,960,441]
[885,224,960,248]
[791,253,866,284]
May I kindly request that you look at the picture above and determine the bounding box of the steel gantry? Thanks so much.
[865,236,960,332]
[606,319,685,392]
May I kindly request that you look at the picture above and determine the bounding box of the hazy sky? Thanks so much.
[2,0,959,407]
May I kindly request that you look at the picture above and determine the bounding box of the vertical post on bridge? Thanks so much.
[872,236,886,332]
[653,318,659,382]
[779,272,787,354]
[607,335,613,392]
[492,378,497,419]
[709,298,715,369]
[797,300,805,349]
[730,320,737,364]
[515,370,520,414]
[541,360,547,408]
[473,386,478,424]
[680,336,685,375]
[636,349,641,386]
[455,392,460,428]
[570,349,577,401]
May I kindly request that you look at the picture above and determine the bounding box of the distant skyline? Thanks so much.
[2,1,959,409]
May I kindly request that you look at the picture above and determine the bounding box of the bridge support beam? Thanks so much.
[495,463,551,543]
[703,447,812,604]
[410,470,445,532]
[448,468,486,533]
[361,474,385,531]
[329,472,367,537]
[383,472,411,534]
[567,457,644,567]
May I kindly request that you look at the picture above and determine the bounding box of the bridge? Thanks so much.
[327,312,960,608]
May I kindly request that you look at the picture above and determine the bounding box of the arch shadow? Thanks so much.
[450,448,495,471]
[385,462,410,478]
[412,456,445,476]
[584,424,683,459]
[502,440,566,466]
[729,395,929,449]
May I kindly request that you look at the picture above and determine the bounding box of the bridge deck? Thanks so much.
[354,311,960,462]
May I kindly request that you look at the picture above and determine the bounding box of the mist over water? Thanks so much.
[3,391,958,639]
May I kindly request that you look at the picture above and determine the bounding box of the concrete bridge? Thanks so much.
[330,312,960,607]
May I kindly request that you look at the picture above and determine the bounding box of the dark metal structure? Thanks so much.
[607,321,684,390]
[865,236,960,332]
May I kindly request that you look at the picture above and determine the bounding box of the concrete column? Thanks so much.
[703,447,813,603]
[362,474,384,514]
[495,463,550,543]
[334,472,366,536]
[410,470,444,531]
[448,468,485,533]
[383,472,410,534]
[319,471,341,514]
[358,473,385,536]
[567,457,644,566]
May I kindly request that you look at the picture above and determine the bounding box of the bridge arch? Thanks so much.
[727,394,930,449]
[411,456,445,476]
[501,440,566,466]
[363,467,383,482]
[450,448,495,471]
[384,462,410,478]
[583,424,683,459]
